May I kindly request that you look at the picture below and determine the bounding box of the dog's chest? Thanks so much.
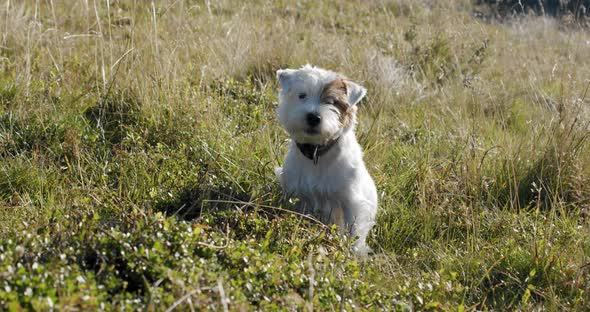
[284,153,356,197]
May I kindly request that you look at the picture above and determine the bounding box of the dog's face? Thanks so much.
[276,65,367,145]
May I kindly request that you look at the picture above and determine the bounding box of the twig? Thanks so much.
[217,278,229,312]
[202,199,326,226]
[307,253,315,312]
[165,289,199,312]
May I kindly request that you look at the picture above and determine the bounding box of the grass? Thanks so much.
[1,0,590,310]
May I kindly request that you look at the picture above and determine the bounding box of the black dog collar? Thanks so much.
[296,137,340,165]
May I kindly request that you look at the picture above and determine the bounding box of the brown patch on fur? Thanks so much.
[320,79,356,128]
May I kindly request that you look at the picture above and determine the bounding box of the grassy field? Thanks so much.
[1,0,590,310]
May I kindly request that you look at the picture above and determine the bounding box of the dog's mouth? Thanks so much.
[305,127,320,135]
[293,130,330,145]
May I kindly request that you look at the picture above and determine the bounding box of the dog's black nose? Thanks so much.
[306,113,321,127]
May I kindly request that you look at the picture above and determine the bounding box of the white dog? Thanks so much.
[275,65,378,254]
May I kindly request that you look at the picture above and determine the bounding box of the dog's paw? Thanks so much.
[274,166,283,181]
[352,243,373,257]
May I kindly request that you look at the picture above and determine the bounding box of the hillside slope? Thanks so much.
[1,0,589,310]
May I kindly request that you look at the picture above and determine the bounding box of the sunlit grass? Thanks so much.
[1,0,589,310]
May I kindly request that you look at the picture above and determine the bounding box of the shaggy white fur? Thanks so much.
[275,65,378,254]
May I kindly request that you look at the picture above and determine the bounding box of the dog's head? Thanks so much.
[276,65,367,145]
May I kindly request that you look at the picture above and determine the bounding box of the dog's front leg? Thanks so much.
[341,195,376,254]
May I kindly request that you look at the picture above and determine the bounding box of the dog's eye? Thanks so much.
[298,93,307,100]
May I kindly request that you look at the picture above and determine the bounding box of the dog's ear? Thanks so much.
[344,80,367,106]
[276,69,295,91]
